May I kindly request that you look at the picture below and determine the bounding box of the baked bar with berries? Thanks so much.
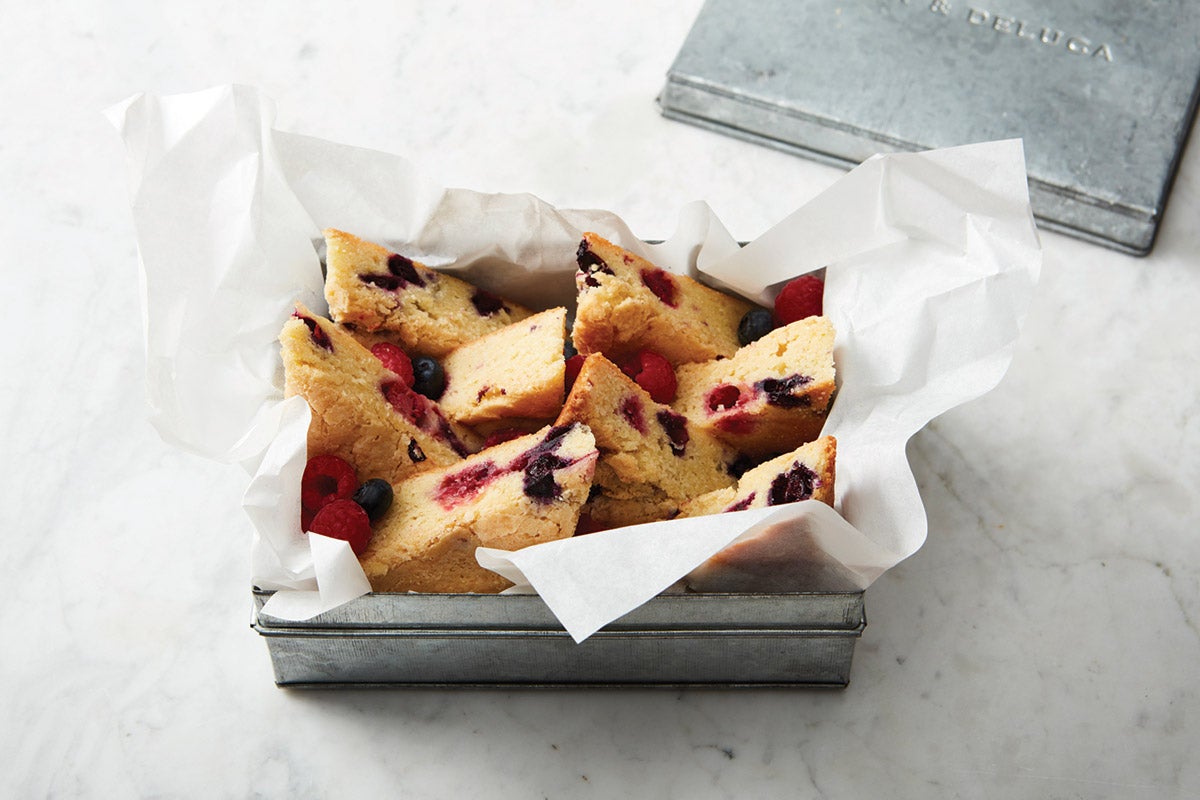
[672,316,836,458]
[280,304,471,485]
[358,423,598,593]
[678,435,837,518]
[571,233,753,367]
[323,228,533,358]
[438,307,568,433]
[555,353,737,530]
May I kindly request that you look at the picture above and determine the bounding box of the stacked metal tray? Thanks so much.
[252,589,866,688]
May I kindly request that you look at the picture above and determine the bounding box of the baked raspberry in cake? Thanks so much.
[678,436,837,518]
[555,353,737,530]
[438,307,567,433]
[323,228,534,358]
[672,316,837,458]
[357,423,598,593]
[280,304,472,485]
[571,233,753,366]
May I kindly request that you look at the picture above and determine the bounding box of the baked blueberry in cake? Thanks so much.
[357,423,598,593]
[555,353,737,530]
[323,228,534,358]
[438,307,568,433]
[672,316,836,458]
[280,304,472,485]
[678,435,837,518]
[571,233,753,367]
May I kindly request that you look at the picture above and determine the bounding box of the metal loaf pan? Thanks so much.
[252,589,866,688]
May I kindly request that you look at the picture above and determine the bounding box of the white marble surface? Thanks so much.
[4,2,1198,797]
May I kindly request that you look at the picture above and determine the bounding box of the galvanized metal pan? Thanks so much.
[660,0,1200,255]
[252,589,866,688]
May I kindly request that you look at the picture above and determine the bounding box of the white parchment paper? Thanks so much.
[108,85,1041,642]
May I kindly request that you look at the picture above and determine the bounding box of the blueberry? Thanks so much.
[756,373,814,408]
[522,453,568,501]
[655,409,689,457]
[767,463,818,505]
[411,356,445,400]
[352,478,393,523]
[470,289,505,316]
[737,307,775,346]
[564,339,578,359]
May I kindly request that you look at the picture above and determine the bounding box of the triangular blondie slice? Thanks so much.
[556,353,738,529]
[358,423,598,592]
[672,316,836,458]
[438,307,568,434]
[678,436,837,517]
[280,304,469,485]
[571,233,753,366]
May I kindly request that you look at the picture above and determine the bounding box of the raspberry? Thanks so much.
[774,275,824,325]
[564,353,586,393]
[382,380,428,425]
[301,455,358,519]
[640,268,678,307]
[706,384,742,412]
[370,343,413,386]
[306,499,373,555]
[620,349,676,404]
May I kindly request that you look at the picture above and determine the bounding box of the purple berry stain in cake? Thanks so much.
[767,462,819,505]
[293,312,333,352]
[470,289,507,317]
[407,439,427,463]
[727,454,759,479]
[619,395,647,434]
[510,424,576,503]
[656,409,689,456]
[436,461,500,509]
[640,269,678,307]
[438,418,470,458]
[359,274,403,291]
[387,253,425,286]
[725,492,757,512]
[521,452,570,501]
[576,240,614,288]
[358,252,427,292]
[756,374,814,408]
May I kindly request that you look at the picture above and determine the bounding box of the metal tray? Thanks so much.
[660,0,1200,255]
[252,589,866,688]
